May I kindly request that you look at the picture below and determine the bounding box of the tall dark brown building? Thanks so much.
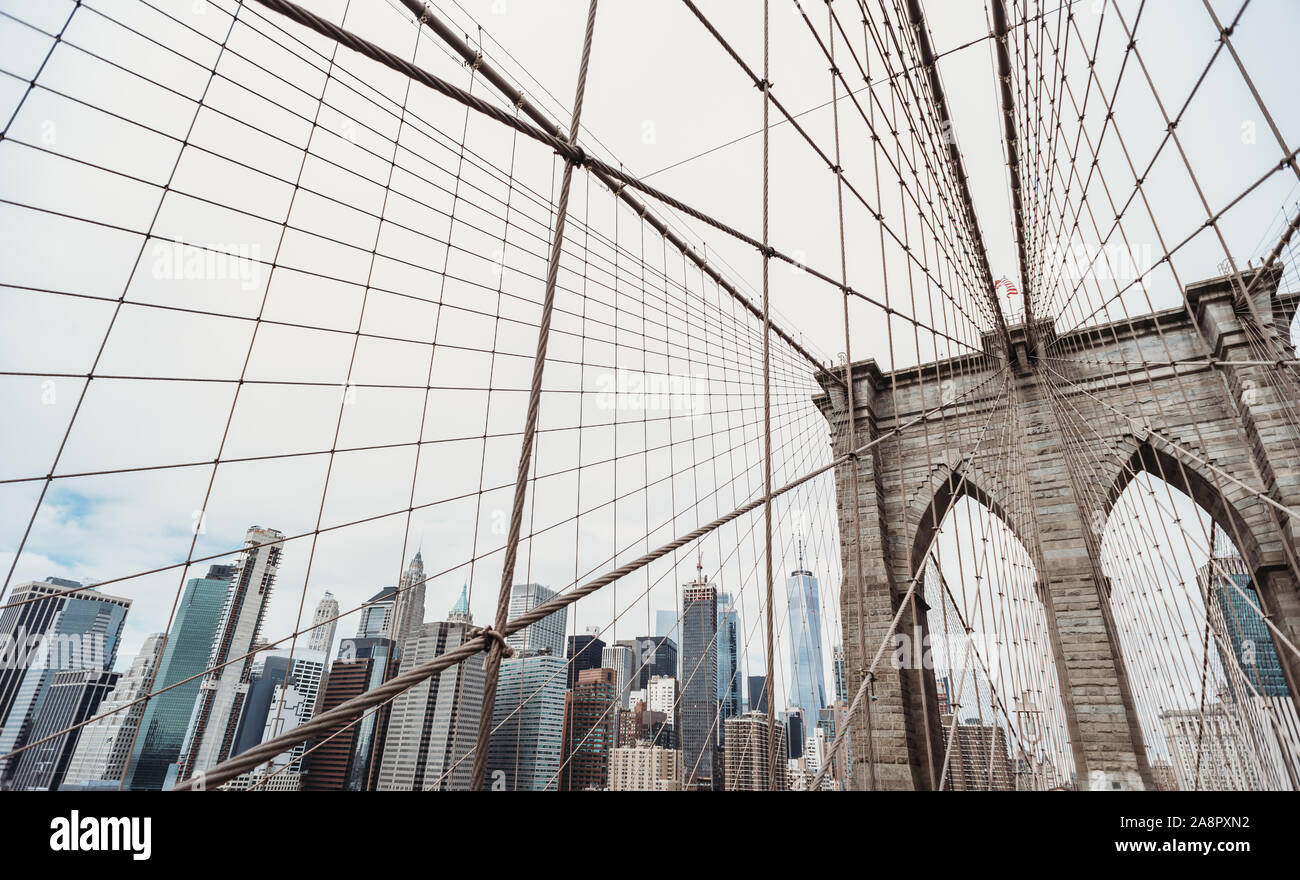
[560,667,617,791]
[301,638,396,791]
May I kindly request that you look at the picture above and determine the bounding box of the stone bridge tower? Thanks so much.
[815,270,1300,791]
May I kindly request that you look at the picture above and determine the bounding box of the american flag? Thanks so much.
[997,276,1020,297]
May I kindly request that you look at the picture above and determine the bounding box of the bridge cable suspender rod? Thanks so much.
[826,0,870,793]
[760,0,779,792]
[991,0,1032,330]
[792,0,999,341]
[902,0,1015,358]
[680,0,999,347]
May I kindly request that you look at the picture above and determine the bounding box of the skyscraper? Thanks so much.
[177,525,284,782]
[560,667,618,791]
[784,708,805,760]
[832,644,848,704]
[486,653,567,790]
[747,675,769,715]
[0,580,130,784]
[723,712,787,791]
[353,552,426,653]
[306,591,339,656]
[504,582,566,658]
[632,635,677,689]
[376,593,483,791]
[648,674,679,731]
[356,586,397,640]
[680,557,718,790]
[125,567,233,789]
[602,643,637,709]
[617,699,666,746]
[392,550,426,651]
[1160,706,1262,791]
[10,668,120,790]
[0,578,81,731]
[654,609,678,640]
[609,742,682,791]
[61,633,165,790]
[240,647,328,789]
[302,637,396,791]
[230,653,290,759]
[787,542,827,730]
[716,592,741,744]
[1201,557,1289,698]
[940,716,1015,791]
[566,628,606,690]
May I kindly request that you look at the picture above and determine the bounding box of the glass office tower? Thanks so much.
[787,544,827,731]
[125,566,233,789]
[716,593,740,745]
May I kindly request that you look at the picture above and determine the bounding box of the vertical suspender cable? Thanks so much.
[761,0,779,792]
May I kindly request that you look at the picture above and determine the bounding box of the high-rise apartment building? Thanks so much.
[602,643,637,709]
[647,674,679,732]
[940,715,1015,791]
[560,667,617,791]
[1161,705,1262,791]
[609,742,682,791]
[176,525,284,782]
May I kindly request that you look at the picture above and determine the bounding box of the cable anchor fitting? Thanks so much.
[471,625,515,659]
[565,145,587,168]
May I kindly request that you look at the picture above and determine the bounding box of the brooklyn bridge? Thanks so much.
[0,0,1297,793]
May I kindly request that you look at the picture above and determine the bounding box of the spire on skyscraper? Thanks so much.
[449,582,471,623]
[393,550,427,647]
